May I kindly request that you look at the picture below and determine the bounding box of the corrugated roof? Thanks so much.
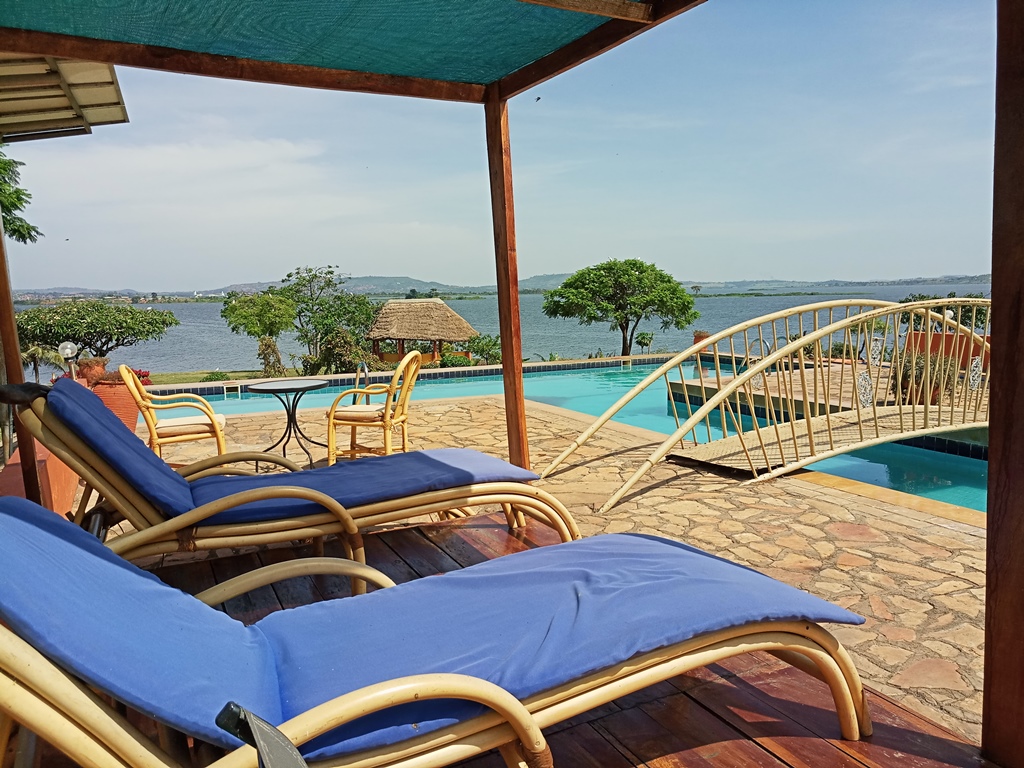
[0,53,128,142]
[368,299,480,342]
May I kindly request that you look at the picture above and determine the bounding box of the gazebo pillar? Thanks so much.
[484,85,529,470]
[372,339,380,358]
[985,2,1024,763]
[397,338,405,355]
[0,210,42,504]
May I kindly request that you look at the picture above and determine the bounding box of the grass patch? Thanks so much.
[148,370,299,385]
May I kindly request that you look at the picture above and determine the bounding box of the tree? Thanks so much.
[464,334,501,365]
[542,259,699,356]
[636,331,654,354]
[900,292,989,331]
[691,285,702,295]
[0,144,42,244]
[20,343,65,383]
[220,292,295,377]
[277,265,381,374]
[17,300,179,357]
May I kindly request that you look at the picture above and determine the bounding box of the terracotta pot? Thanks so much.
[91,381,140,430]
[76,358,108,387]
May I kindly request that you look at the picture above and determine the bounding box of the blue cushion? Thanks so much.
[0,497,863,761]
[257,532,864,759]
[188,448,539,523]
[0,497,278,748]
[47,379,195,515]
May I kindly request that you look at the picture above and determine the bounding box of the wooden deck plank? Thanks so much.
[418,516,497,568]
[156,558,217,598]
[209,552,284,624]
[378,525,463,577]
[715,662,986,768]
[671,663,869,768]
[595,697,792,767]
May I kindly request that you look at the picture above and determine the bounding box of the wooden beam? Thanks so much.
[0,27,486,104]
[517,0,653,23]
[984,2,1024,764]
[0,210,42,505]
[499,0,706,99]
[484,85,530,470]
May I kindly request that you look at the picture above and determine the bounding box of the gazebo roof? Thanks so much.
[368,298,479,342]
[0,0,703,102]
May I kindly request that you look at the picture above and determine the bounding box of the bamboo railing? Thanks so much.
[541,299,991,514]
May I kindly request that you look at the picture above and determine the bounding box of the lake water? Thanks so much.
[35,281,989,375]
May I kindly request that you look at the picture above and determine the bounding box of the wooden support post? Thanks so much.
[372,339,380,358]
[0,209,42,505]
[484,85,530,470]
[985,3,1024,763]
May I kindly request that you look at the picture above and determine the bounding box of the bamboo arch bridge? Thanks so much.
[542,299,991,514]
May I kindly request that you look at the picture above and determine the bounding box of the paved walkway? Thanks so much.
[152,395,986,742]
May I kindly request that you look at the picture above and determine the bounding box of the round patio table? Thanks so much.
[247,378,329,468]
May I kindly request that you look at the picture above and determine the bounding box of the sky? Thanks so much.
[3,0,997,292]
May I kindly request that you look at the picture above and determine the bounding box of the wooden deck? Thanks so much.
[29,514,991,768]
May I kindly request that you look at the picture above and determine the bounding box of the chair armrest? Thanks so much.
[195,558,396,604]
[178,452,303,477]
[328,385,389,411]
[146,400,220,420]
[147,391,214,405]
[215,674,551,768]
[106,486,362,558]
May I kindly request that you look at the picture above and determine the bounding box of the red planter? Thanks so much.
[91,381,140,430]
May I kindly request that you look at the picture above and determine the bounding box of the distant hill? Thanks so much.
[16,272,990,299]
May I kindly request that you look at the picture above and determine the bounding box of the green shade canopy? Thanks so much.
[0,0,702,102]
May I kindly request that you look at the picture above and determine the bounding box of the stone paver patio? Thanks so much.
[151,394,986,743]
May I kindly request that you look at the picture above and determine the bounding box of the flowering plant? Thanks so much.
[133,369,153,386]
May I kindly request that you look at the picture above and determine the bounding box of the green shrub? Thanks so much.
[201,371,229,382]
[440,354,470,368]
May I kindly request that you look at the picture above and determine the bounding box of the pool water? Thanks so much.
[195,364,986,511]
[807,444,987,512]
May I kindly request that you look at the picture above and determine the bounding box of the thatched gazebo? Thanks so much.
[368,298,479,364]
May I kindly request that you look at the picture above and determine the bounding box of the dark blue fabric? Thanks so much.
[257,532,864,759]
[0,497,279,748]
[0,497,863,761]
[47,378,195,515]
[188,448,539,523]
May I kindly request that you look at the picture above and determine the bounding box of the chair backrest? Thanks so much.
[41,378,196,517]
[118,364,159,436]
[0,496,278,749]
[388,350,422,420]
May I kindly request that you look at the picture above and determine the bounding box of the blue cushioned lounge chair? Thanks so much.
[14,379,579,562]
[0,497,870,768]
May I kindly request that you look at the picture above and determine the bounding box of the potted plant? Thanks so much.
[692,330,711,348]
[76,357,109,387]
[91,370,142,429]
[890,353,956,406]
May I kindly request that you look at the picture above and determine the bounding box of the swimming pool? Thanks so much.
[807,444,987,512]
[192,364,987,511]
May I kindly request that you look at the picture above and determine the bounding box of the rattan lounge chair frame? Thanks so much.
[327,350,422,464]
[0,557,872,768]
[16,392,580,562]
[119,365,228,458]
